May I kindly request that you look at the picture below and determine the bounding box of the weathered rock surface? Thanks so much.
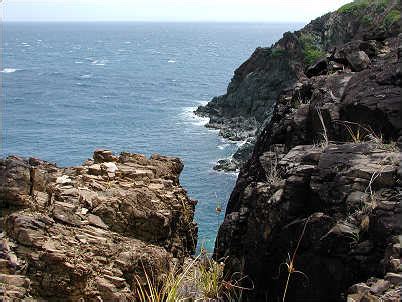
[214,2,402,300]
[0,150,197,301]
[196,0,401,171]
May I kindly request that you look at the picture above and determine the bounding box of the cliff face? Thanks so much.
[214,1,401,301]
[197,0,401,171]
[0,150,197,301]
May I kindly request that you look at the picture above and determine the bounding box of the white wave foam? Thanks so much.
[75,61,83,64]
[1,68,18,73]
[208,128,220,133]
[80,74,92,79]
[235,139,250,147]
[124,41,131,44]
[217,144,230,150]
[91,59,108,66]
[168,60,176,63]
[180,106,209,127]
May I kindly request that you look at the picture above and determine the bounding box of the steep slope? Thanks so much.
[214,1,401,301]
[197,0,401,171]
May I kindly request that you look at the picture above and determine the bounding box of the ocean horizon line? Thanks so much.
[3,20,306,25]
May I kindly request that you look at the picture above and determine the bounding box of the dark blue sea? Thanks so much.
[2,22,302,250]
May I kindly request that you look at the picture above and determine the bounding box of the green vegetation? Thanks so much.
[362,15,373,25]
[271,48,286,58]
[197,256,227,299]
[134,252,249,301]
[337,0,391,15]
[384,9,400,28]
[299,33,325,66]
[135,261,190,302]
[338,0,369,14]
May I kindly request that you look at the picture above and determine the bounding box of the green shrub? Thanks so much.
[271,48,285,58]
[384,9,400,28]
[304,48,326,66]
[299,33,325,66]
[337,0,369,14]
[362,15,373,25]
[338,0,391,15]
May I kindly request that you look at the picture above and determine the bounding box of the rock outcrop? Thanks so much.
[196,0,401,171]
[0,150,197,301]
[214,1,401,300]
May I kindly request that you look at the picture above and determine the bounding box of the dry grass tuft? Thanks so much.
[134,249,252,301]
[316,108,329,150]
[276,216,311,302]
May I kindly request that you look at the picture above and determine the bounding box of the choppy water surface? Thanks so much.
[2,22,301,250]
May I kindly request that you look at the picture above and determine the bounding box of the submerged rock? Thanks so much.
[0,150,197,301]
[214,138,256,172]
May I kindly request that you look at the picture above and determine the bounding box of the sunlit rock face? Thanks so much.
[0,149,198,301]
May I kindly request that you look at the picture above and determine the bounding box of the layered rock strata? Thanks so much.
[0,150,197,301]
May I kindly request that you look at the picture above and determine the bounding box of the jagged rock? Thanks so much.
[214,159,238,172]
[370,279,390,295]
[196,0,402,170]
[349,283,371,295]
[87,213,108,229]
[93,149,116,163]
[305,58,328,77]
[214,2,402,300]
[384,273,402,286]
[0,150,197,301]
[346,50,371,71]
[0,157,31,207]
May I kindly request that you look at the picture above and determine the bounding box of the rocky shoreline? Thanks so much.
[196,0,401,174]
[1,1,401,301]
[0,150,197,300]
[194,109,260,172]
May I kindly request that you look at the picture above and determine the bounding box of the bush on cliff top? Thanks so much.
[338,0,391,15]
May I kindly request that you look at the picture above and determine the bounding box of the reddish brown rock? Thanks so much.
[0,150,197,301]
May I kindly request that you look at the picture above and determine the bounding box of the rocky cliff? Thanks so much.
[197,0,401,172]
[0,150,197,301]
[214,1,401,301]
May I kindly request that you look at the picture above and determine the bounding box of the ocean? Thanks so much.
[1,22,302,251]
